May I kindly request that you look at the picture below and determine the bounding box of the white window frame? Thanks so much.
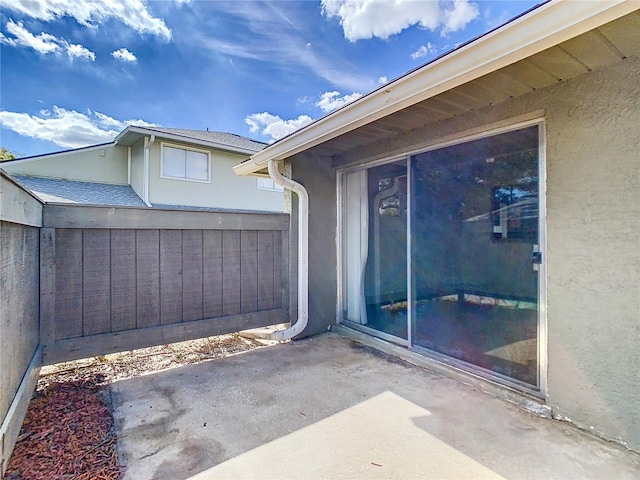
[160,142,211,183]
[256,177,284,192]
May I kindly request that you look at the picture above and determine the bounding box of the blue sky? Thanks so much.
[0,0,540,158]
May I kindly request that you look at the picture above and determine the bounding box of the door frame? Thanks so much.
[336,117,548,397]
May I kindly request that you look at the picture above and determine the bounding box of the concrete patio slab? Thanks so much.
[111,333,639,480]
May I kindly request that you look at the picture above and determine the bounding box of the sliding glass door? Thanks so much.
[341,124,543,389]
[342,160,408,341]
[410,126,540,386]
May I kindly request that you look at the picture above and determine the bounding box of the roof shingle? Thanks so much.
[135,127,267,152]
[12,175,147,207]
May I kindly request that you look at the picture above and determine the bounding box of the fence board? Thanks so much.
[160,230,183,325]
[55,229,83,339]
[241,231,259,313]
[0,223,39,421]
[44,308,286,365]
[136,229,160,328]
[111,230,137,331]
[83,229,111,335]
[203,230,223,318]
[40,228,56,345]
[182,230,204,321]
[257,230,275,310]
[40,215,288,363]
[222,231,241,316]
[44,204,289,230]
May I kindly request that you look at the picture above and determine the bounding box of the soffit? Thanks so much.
[305,11,640,161]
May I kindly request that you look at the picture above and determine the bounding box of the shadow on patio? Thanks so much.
[112,333,638,480]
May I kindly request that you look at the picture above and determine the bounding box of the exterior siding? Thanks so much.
[3,145,128,184]
[297,56,640,449]
[129,139,145,202]
[147,140,284,211]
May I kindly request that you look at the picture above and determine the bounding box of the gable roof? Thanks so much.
[234,0,639,175]
[115,126,267,154]
[12,175,147,207]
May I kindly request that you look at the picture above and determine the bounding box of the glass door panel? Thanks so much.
[342,160,408,340]
[410,126,540,386]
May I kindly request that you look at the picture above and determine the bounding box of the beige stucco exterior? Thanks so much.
[2,144,128,184]
[3,135,283,212]
[292,56,640,449]
[129,139,145,202]
[146,140,283,211]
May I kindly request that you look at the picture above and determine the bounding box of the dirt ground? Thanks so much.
[3,333,270,480]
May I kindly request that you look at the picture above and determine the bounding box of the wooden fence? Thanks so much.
[40,204,290,364]
[0,170,290,474]
[0,173,43,476]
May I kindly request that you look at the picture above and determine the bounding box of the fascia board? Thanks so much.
[234,0,637,176]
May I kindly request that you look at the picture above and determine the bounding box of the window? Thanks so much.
[257,178,284,192]
[161,144,210,182]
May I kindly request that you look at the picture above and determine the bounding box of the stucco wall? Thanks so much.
[147,140,283,211]
[3,145,128,184]
[295,56,640,449]
[542,57,639,450]
[130,140,145,201]
[291,151,337,336]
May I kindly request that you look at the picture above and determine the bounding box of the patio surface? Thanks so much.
[111,333,639,480]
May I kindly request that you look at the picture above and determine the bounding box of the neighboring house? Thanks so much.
[2,126,283,212]
[234,1,640,451]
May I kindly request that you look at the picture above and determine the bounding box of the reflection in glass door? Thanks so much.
[410,126,540,386]
[341,125,542,388]
[342,160,408,341]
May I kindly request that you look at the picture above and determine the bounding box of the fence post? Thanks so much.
[40,228,56,352]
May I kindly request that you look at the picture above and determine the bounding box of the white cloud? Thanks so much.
[94,111,125,129]
[442,0,479,34]
[66,43,95,60]
[411,42,438,60]
[245,112,313,143]
[0,20,96,60]
[316,91,362,113]
[321,0,479,41]
[3,0,172,41]
[193,2,372,92]
[0,106,158,148]
[378,76,388,84]
[1,20,61,54]
[111,48,137,63]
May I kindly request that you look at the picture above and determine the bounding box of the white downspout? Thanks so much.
[143,135,155,207]
[268,158,309,341]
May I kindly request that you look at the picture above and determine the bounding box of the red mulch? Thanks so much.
[3,375,121,480]
[3,333,269,480]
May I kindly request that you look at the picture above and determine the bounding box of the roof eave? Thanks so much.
[116,126,262,155]
[234,0,637,176]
